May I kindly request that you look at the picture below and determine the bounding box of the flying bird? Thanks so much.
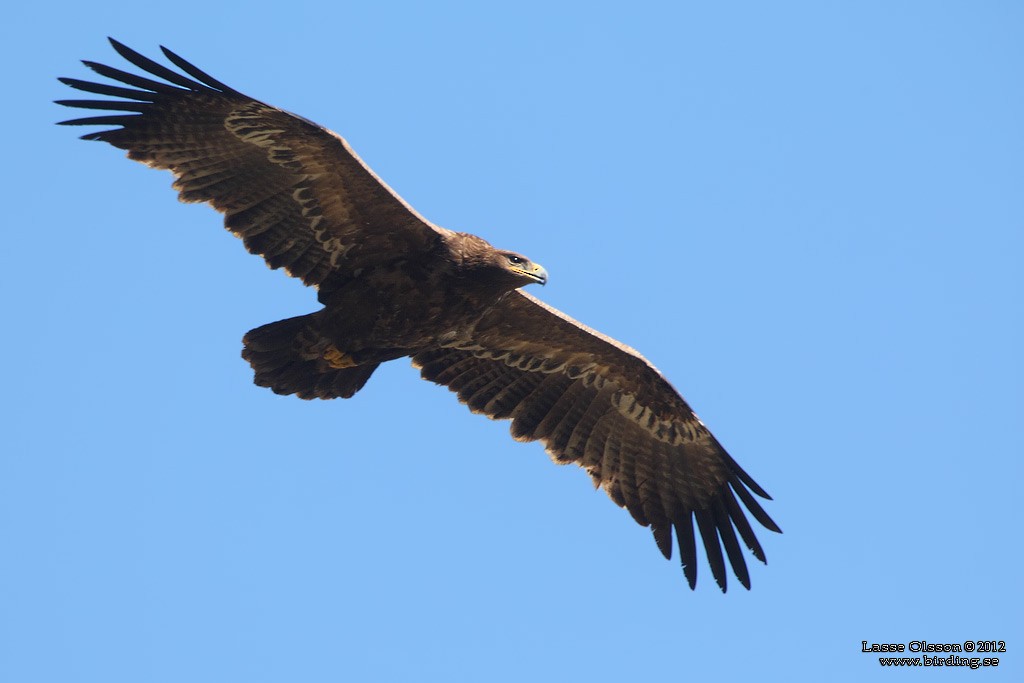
[58,39,781,591]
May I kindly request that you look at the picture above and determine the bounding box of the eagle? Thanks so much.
[58,39,781,591]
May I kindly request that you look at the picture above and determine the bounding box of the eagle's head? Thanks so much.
[452,233,548,291]
[496,249,548,287]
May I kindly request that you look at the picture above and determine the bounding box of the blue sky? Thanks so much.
[3,1,1021,681]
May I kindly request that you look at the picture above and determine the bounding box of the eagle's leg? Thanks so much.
[323,343,416,368]
[323,345,359,369]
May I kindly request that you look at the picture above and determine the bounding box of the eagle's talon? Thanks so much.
[323,346,357,369]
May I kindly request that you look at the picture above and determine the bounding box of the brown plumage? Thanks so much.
[58,39,781,591]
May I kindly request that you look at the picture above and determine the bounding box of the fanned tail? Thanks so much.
[242,314,378,399]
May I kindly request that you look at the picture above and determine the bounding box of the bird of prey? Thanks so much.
[58,39,781,591]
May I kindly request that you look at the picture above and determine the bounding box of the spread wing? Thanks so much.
[57,39,447,290]
[412,291,781,591]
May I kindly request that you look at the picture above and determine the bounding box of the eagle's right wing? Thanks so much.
[58,39,447,291]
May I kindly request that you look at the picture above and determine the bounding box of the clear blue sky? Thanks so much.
[3,2,1021,681]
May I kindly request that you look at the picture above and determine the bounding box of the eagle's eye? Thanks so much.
[507,255,525,266]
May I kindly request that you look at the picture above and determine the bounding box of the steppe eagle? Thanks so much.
[58,39,781,591]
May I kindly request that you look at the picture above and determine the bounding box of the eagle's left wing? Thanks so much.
[412,291,781,591]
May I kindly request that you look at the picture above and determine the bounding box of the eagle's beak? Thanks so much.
[527,262,548,285]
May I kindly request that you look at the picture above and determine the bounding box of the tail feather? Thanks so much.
[241,314,378,400]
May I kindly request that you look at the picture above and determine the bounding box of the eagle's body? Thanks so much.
[59,39,781,591]
[251,231,548,398]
